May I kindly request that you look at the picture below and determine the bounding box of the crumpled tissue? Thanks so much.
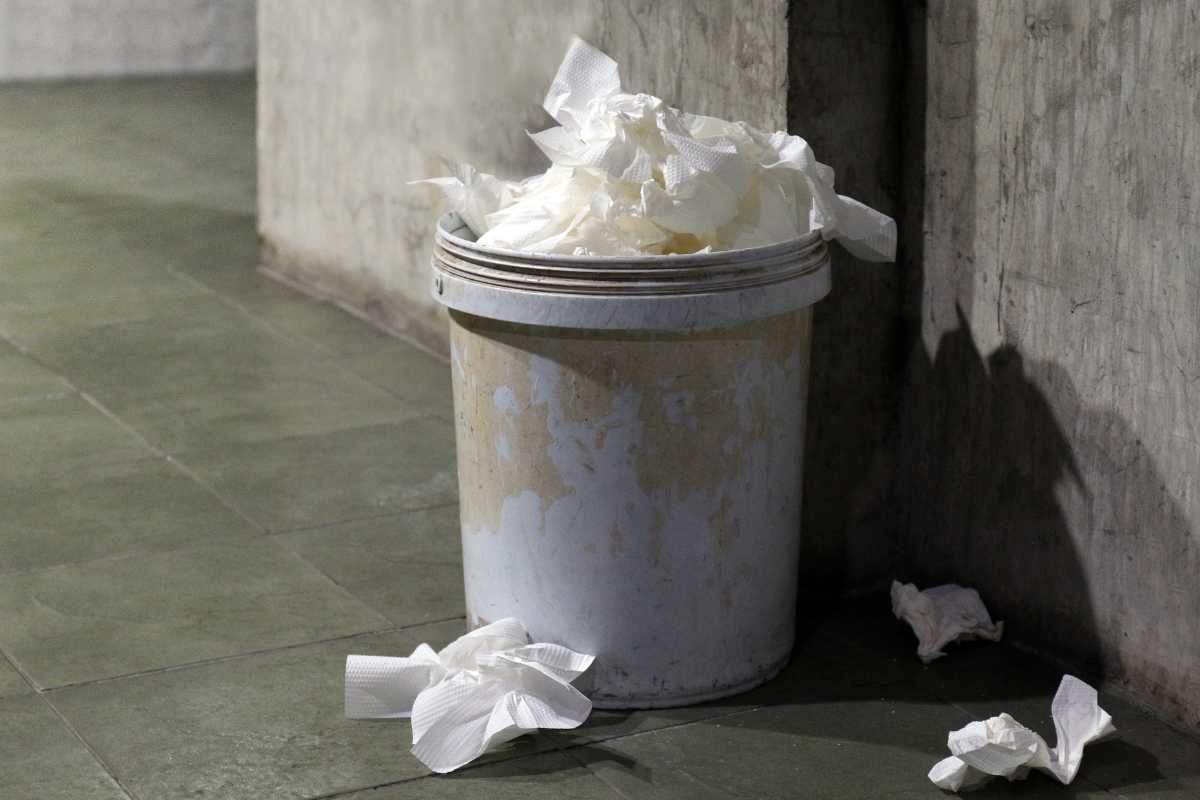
[929,675,1116,791]
[345,618,594,773]
[414,37,896,259]
[891,580,1004,663]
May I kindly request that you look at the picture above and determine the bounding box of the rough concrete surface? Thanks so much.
[899,0,1200,731]
[256,0,788,353]
[0,0,256,80]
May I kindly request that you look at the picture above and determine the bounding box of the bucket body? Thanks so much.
[432,214,829,708]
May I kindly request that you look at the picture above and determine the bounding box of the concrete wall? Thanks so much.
[899,0,1200,730]
[0,0,255,80]
[256,0,788,353]
[788,1,903,597]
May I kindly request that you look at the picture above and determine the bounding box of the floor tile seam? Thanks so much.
[278,540,410,622]
[0,536,245,581]
[559,731,745,800]
[75,389,275,538]
[161,412,453,463]
[160,265,460,412]
[552,704,767,754]
[0,336,277,548]
[0,388,75,408]
[266,502,461,536]
[302,773,431,800]
[166,264,366,363]
[300,741,584,800]
[559,747,639,800]
[330,367,456,424]
[0,333,252,529]
[0,645,42,693]
[0,451,168,491]
[36,691,144,800]
[39,618,464,694]
[0,325,79,385]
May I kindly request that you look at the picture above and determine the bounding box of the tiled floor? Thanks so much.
[1,75,1197,800]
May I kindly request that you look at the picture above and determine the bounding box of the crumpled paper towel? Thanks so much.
[414,37,896,259]
[929,675,1116,791]
[891,580,1004,662]
[345,618,594,773]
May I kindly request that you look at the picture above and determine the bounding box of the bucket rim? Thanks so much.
[429,212,831,330]
[435,212,826,268]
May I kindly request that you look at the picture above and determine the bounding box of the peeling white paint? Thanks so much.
[662,390,698,430]
[493,385,518,413]
[458,315,813,706]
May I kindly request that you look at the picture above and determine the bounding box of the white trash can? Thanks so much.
[431,212,830,708]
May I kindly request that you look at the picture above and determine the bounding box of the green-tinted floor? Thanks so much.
[1,76,1196,800]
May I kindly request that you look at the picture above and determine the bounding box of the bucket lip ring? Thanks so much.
[434,212,826,269]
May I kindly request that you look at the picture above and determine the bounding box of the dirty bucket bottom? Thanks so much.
[586,651,791,710]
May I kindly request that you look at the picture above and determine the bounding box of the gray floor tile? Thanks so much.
[49,621,556,800]
[0,541,390,687]
[0,394,151,480]
[0,694,127,800]
[184,419,458,532]
[0,77,255,214]
[0,456,258,575]
[345,752,622,799]
[278,506,464,626]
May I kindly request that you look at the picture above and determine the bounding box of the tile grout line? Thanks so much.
[171,262,458,426]
[41,616,466,695]
[3,302,467,703]
[0,645,44,693]
[559,746,638,800]
[74,387,274,538]
[164,265,345,358]
[36,689,143,800]
[306,706,768,800]
[245,264,459,418]
[266,501,460,536]
[0,322,277,544]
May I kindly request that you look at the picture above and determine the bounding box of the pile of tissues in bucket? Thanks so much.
[415,37,896,261]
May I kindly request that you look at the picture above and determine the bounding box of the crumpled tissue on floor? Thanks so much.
[345,618,594,773]
[929,675,1116,791]
[891,580,1004,662]
[414,37,896,259]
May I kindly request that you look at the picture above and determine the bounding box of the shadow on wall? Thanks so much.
[902,309,1099,671]
[902,305,1197,716]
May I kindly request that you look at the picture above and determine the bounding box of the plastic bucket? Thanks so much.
[431,212,830,708]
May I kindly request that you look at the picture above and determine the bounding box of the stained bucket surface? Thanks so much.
[431,212,830,708]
